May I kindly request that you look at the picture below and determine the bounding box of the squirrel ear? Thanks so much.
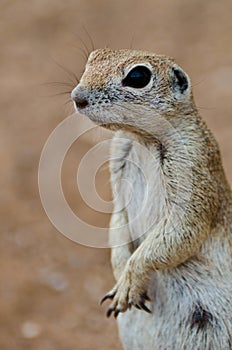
[170,65,190,95]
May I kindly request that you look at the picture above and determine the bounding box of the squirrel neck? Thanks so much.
[118,111,211,154]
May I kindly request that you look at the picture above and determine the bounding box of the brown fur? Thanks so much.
[72,49,232,350]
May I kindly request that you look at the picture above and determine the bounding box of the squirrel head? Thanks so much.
[71,49,195,134]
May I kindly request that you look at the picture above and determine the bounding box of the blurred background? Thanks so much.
[0,0,231,349]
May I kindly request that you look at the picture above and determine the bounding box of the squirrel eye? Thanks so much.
[122,65,152,89]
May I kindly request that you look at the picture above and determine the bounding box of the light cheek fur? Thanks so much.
[72,49,232,350]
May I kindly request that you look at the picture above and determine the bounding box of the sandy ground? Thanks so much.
[0,0,231,349]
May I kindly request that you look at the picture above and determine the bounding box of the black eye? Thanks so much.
[122,65,152,89]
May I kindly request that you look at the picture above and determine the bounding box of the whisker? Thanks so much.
[71,44,89,61]
[64,98,73,106]
[50,57,79,85]
[64,99,75,115]
[196,105,215,111]
[192,77,208,88]
[71,31,90,58]
[42,81,75,88]
[82,24,95,52]
[46,91,72,97]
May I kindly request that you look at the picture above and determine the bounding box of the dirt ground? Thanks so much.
[0,0,231,349]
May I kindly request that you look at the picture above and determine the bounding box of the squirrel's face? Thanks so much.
[71,49,194,133]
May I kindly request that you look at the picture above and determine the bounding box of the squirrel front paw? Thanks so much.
[100,268,151,318]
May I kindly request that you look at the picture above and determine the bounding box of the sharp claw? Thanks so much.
[139,301,151,313]
[141,292,151,301]
[100,291,115,305]
[114,309,120,318]
[135,304,141,310]
[106,307,114,318]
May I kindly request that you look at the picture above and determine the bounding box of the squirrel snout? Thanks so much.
[71,88,89,110]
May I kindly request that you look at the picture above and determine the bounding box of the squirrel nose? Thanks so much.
[71,88,89,110]
[74,96,89,110]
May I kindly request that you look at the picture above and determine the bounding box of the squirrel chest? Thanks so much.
[110,132,166,245]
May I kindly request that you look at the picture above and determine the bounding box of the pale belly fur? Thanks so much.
[119,140,166,246]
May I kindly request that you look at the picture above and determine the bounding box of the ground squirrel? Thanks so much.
[71,49,232,350]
